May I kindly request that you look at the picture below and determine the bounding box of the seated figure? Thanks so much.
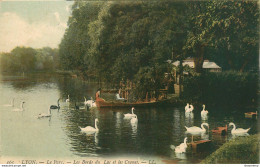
[116,93,126,102]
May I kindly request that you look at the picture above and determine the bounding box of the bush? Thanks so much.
[201,134,259,164]
[182,71,258,108]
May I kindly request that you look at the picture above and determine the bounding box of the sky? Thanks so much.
[0,0,74,52]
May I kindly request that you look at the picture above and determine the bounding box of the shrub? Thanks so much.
[201,134,259,164]
[182,71,258,108]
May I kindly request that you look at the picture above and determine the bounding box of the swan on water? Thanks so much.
[124,107,136,118]
[80,118,99,134]
[3,98,14,107]
[85,97,96,108]
[229,122,250,134]
[201,104,208,118]
[170,137,188,153]
[131,115,138,124]
[50,98,60,109]
[189,104,194,112]
[84,97,88,105]
[185,104,194,118]
[185,104,194,113]
[185,103,190,112]
[185,123,209,133]
[37,108,52,118]
[13,101,25,111]
[66,95,70,103]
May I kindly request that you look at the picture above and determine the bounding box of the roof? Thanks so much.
[172,59,221,69]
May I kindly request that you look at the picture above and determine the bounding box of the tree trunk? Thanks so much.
[239,60,248,72]
[239,55,251,72]
[179,59,183,97]
[194,45,205,73]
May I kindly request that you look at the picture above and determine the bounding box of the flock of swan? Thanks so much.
[3,98,253,156]
[79,107,138,134]
[170,103,251,154]
[3,95,96,119]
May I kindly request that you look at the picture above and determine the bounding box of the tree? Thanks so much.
[11,47,37,72]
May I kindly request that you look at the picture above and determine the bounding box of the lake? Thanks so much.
[0,73,258,164]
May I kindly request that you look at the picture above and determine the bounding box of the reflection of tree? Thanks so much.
[56,75,99,102]
[4,73,58,90]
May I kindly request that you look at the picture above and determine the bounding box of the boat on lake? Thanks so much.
[95,91,163,108]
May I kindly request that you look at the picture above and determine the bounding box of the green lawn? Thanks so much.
[201,134,260,164]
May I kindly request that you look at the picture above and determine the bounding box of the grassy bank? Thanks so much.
[201,134,260,164]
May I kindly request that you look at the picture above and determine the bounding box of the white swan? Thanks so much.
[131,115,138,124]
[84,97,96,109]
[185,104,193,113]
[185,104,194,117]
[189,104,194,112]
[229,122,250,134]
[185,123,209,133]
[170,137,188,153]
[3,98,14,107]
[37,108,52,118]
[66,95,70,103]
[124,107,136,118]
[13,101,25,111]
[201,104,208,117]
[80,118,99,134]
[84,97,88,105]
[185,103,190,112]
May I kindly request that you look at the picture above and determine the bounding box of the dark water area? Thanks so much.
[0,73,258,163]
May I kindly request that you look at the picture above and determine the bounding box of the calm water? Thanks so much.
[0,73,258,163]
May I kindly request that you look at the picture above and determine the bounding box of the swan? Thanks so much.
[66,95,70,103]
[201,104,208,117]
[37,108,51,118]
[185,103,190,112]
[185,104,194,118]
[90,101,97,108]
[189,104,194,112]
[229,122,250,134]
[3,98,14,107]
[85,97,96,108]
[131,115,138,124]
[80,118,99,134]
[124,107,136,118]
[13,101,25,111]
[185,123,209,133]
[50,98,60,109]
[170,137,188,153]
[84,97,88,105]
[185,104,193,113]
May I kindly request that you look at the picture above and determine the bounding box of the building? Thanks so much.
[172,58,222,72]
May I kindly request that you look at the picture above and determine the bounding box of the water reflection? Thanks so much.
[175,152,187,160]
[185,112,194,127]
[0,73,258,163]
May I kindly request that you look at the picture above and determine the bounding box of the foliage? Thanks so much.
[201,134,259,164]
[0,46,59,73]
[184,1,259,73]
[58,0,259,99]
[182,71,258,107]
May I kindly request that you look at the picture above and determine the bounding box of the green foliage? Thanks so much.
[182,72,258,107]
[0,46,59,73]
[201,134,259,164]
[59,0,259,99]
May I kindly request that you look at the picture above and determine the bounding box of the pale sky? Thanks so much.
[0,0,74,52]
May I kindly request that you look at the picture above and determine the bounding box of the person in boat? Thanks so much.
[96,88,101,98]
[115,93,126,102]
